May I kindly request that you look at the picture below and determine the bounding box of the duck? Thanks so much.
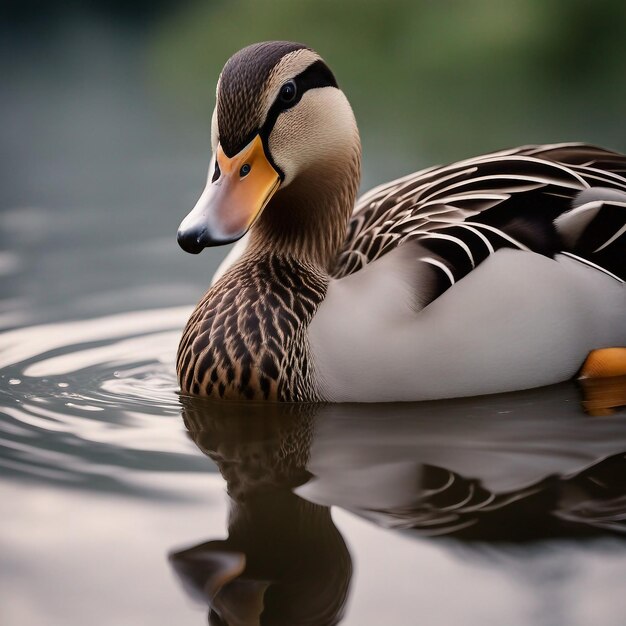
[176,40,626,402]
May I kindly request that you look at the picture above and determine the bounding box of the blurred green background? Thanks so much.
[1,0,625,325]
[4,0,626,177]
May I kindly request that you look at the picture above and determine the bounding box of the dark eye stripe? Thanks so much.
[294,59,338,94]
[219,60,338,177]
[272,61,337,116]
[216,41,309,157]
[258,60,338,179]
[261,61,337,135]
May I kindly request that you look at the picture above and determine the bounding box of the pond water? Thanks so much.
[2,20,626,626]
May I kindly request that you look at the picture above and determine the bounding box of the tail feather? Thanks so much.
[555,187,626,280]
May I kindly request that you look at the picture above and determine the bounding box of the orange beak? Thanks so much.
[177,135,281,253]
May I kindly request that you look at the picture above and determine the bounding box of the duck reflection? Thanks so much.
[299,380,626,540]
[170,378,626,624]
[170,401,352,626]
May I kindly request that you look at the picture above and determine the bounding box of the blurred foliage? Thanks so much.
[150,0,626,179]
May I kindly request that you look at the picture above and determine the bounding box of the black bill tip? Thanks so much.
[177,228,207,254]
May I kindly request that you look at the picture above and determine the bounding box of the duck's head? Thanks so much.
[177,41,361,263]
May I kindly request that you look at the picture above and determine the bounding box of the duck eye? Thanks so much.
[240,163,251,177]
[279,80,297,104]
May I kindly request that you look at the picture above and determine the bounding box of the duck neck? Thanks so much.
[177,143,360,402]
[179,250,329,401]
[248,145,361,271]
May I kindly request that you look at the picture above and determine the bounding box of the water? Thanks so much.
[2,18,626,626]
[3,323,626,626]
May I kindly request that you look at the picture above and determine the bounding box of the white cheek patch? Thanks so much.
[268,88,357,185]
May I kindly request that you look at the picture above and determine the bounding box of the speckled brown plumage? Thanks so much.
[177,252,327,401]
[178,41,359,402]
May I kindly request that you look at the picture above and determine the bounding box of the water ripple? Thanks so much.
[0,306,208,494]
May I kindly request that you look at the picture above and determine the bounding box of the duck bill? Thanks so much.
[177,135,281,253]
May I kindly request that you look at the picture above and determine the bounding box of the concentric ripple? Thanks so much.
[0,307,209,492]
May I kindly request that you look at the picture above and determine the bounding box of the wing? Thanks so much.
[332,143,626,296]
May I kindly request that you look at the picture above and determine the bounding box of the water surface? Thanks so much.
[2,311,626,626]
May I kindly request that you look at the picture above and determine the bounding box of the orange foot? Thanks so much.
[579,349,626,416]
[579,348,626,379]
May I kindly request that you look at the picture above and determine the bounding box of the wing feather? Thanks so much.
[332,143,626,295]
